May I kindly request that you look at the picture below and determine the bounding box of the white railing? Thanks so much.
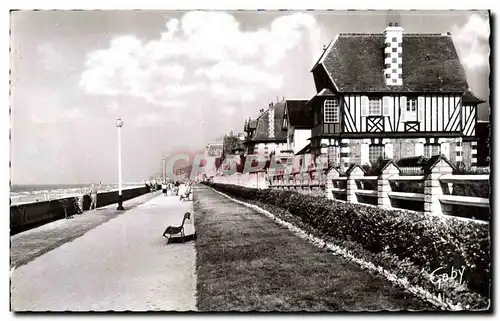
[268,163,490,221]
[215,161,489,221]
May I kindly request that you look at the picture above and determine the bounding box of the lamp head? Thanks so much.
[116,117,124,128]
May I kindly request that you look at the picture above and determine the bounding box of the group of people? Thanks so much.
[145,180,160,192]
[161,180,193,201]
[73,183,100,215]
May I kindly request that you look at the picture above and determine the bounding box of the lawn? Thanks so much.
[193,185,431,312]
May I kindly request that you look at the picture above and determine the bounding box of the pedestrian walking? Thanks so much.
[76,188,86,213]
[89,184,98,210]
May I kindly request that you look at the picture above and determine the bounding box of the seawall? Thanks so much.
[10,186,150,235]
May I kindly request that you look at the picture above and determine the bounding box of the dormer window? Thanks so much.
[405,97,417,122]
[324,99,339,123]
[406,98,417,112]
[368,98,381,116]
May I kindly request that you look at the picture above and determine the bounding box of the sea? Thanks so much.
[10,183,147,206]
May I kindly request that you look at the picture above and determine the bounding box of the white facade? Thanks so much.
[290,129,311,155]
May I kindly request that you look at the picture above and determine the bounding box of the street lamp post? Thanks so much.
[116,117,125,210]
[162,158,166,184]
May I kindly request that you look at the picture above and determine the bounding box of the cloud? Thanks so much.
[79,11,320,110]
[452,14,490,70]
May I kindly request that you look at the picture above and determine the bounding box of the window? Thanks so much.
[424,144,441,158]
[369,144,384,163]
[368,98,381,116]
[406,98,417,112]
[324,100,339,123]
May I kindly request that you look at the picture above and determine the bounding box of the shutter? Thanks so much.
[400,96,407,122]
[418,96,425,123]
[383,96,391,116]
[415,142,424,156]
[361,96,369,116]
[385,143,393,159]
[360,143,369,165]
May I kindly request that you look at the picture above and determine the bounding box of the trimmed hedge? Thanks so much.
[205,183,490,302]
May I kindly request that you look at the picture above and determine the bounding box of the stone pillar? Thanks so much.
[347,166,364,204]
[378,163,398,209]
[326,167,340,200]
[340,139,350,173]
[424,158,454,215]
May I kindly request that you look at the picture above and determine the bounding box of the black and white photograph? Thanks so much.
[8,5,492,313]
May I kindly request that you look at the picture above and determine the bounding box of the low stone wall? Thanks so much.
[10,186,150,235]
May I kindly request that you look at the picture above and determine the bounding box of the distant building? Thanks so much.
[205,142,223,158]
[243,100,289,160]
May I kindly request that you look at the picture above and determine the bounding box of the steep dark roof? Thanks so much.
[250,101,287,142]
[463,90,486,104]
[318,33,469,93]
[286,100,313,128]
[307,88,337,105]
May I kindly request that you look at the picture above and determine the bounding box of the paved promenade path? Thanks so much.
[10,194,196,311]
[11,191,161,268]
[194,185,431,311]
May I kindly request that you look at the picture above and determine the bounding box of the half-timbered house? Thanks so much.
[307,22,486,172]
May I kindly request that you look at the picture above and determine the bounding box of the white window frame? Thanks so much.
[406,98,417,121]
[369,144,384,163]
[368,98,382,116]
[324,99,339,123]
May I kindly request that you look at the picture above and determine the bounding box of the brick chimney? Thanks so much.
[268,102,275,138]
[384,22,404,86]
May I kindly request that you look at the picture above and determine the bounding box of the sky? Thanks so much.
[10,10,490,185]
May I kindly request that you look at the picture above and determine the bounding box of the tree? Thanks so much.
[223,134,243,158]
